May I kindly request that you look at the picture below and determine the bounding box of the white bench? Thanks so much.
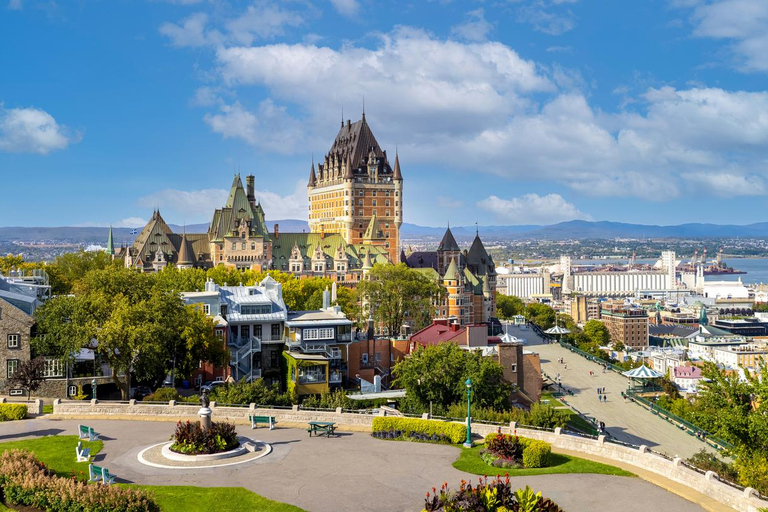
[88,464,115,485]
[75,441,91,462]
[78,424,100,441]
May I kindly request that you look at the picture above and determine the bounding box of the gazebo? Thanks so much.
[544,325,571,344]
[623,364,664,392]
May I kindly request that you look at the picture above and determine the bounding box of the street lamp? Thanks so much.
[464,378,473,448]
[91,378,97,400]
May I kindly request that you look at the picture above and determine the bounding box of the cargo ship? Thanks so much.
[678,248,746,276]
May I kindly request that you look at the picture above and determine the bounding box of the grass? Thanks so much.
[453,445,635,477]
[0,436,306,512]
[42,405,53,414]
[0,435,103,479]
[125,486,305,512]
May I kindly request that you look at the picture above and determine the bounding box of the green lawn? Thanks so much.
[126,486,305,512]
[0,435,102,479]
[453,445,634,477]
[0,436,305,512]
[42,405,53,414]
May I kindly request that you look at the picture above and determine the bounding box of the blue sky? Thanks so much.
[3,0,768,228]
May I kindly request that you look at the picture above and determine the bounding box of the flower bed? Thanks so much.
[480,433,552,469]
[169,420,239,455]
[372,417,466,444]
[424,476,563,511]
[0,404,27,421]
[0,449,159,512]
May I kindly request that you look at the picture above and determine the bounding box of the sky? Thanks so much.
[3,0,768,229]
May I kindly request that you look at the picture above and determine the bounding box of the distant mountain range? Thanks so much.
[3,219,768,245]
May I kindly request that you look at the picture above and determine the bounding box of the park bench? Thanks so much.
[249,414,277,430]
[78,424,100,441]
[307,421,336,438]
[75,441,91,462]
[88,464,115,485]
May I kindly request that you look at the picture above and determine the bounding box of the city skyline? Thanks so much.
[2,1,768,228]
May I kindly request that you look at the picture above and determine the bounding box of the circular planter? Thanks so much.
[161,436,250,462]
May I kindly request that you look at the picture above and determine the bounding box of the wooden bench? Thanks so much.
[78,424,100,441]
[88,464,115,485]
[249,415,277,430]
[75,441,91,462]
[307,421,336,438]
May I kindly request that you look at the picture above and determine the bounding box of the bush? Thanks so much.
[142,388,197,403]
[372,417,466,444]
[445,403,529,424]
[526,403,568,429]
[0,404,27,421]
[0,449,159,511]
[170,420,239,455]
[209,379,293,406]
[484,433,552,469]
[424,477,563,512]
[686,449,739,483]
[521,440,551,468]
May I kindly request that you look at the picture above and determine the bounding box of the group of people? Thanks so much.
[597,387,608,403]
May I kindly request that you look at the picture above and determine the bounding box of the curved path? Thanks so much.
[508,323,716,459]
[0,417,704,512]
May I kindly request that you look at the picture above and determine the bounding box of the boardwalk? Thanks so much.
[507,323,715,459]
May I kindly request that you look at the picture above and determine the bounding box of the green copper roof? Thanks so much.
[270,232,389,272]
[107,226,114,256]
[444,257,460,281]
[363,213,384,240]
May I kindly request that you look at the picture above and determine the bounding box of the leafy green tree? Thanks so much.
[525,303,555,329]
[497,295,525,320]
[48,250,118,294]
[153,266,208,293]
[584,320,611,346]
[358,263,445,336]
[392,343,514,413]
[0,254,25,275]
[209,378,292,406]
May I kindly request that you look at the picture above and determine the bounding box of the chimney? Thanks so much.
[274,223,279,239]
[246,175,256,204]
[323,287,330,310]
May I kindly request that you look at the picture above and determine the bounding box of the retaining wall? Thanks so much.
[52,400,768,512]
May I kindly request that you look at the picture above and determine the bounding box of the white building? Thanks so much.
[672,366,704,394]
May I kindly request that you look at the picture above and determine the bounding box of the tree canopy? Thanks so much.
[497,295,525,320]
[357,263,445,336]
[583,319,611,346]
[392,343,514,413]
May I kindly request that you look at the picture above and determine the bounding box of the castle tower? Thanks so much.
[308,114,402,262]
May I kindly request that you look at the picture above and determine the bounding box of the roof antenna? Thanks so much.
[341,104,344,127]
[362,95,365,121]
[476,222,478,236]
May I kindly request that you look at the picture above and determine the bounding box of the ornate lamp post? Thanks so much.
[464,378,473,448]
[91,378,97,400]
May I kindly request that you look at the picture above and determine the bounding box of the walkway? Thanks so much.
[507,323,714,458]
[0,417,705,512]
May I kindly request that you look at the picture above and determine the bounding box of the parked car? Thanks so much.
[131,386,152,400]
[200,381,226,393]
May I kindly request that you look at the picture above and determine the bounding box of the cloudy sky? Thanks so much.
[2,0,768,228]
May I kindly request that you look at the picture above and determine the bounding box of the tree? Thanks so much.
[7,356,46,399]
[48,250,118,294]
[153,266,208,293]
[584,320,611,346]
[497,295,525,320]
[357,263,445,336]
[392,343,514,413]
[0,254,24,275]
[525,303,555,329]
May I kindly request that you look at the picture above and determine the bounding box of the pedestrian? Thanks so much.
[564,364,567,370]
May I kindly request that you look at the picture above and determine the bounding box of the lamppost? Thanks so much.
[91,378,97,400]
[464,378,473,448]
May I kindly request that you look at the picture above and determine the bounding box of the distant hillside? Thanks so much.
[3,219,768,245]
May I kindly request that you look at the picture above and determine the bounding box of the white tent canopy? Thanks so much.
[623,364,663,379]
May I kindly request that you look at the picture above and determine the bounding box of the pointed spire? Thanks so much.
[362,250,373,269]
[393,150,402,181]
[362,96,365,122]
[438,226,460,252]
[106,225,114,256]
[309,159,317,187]
[177,232,193,266]
[345,152,354,179]
[444,257,460,281]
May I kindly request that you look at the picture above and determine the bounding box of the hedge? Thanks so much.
[484,433,552,469]
[0,404,27,421]
[372,417,467,444]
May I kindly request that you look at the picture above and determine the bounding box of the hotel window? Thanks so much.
[385,191,390,197]
[7,359,19,378]
[359,191,364,196]
[358,210,363,216]
[395,191,399,196]
[372,190,377,196]
[385,200,390,207]
[358,199,363,206]
[385,210,390,216]
[251,243,256,250]
[232,243,237,250]
[242,243,246,250]
[7,334,19,349]
[372,200,377,206]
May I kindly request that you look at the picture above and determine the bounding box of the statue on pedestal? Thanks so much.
[198,388,212,430]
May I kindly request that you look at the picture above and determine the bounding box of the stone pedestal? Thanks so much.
[198,407,212,430]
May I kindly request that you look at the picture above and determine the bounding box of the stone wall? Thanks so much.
[0,298,34,394]
[51,400,768,512]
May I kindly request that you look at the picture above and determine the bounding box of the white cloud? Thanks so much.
[8,0,23,10]
[329,0,360,18]
[0,105,80,154]
[681,172,767,196]
[516,1,577,36]
[203,100,303,153]
[159,2,304,48]
[451,8,493,42]
[138,181,308,222]
[680,0,768,72]
[477,194,591,224]
[115,217,149,228]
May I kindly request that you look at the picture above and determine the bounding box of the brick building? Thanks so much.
[600,303,649,348]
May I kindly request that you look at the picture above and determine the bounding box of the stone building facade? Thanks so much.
[0,297,35,395]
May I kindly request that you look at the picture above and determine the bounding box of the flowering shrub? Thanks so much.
[0,404,27,421]
[481,434,551,469]
[170,420,239,455]
[0,449,159,512]
[423,477,563,512]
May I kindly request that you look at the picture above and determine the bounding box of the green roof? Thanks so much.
[271,232,389,271]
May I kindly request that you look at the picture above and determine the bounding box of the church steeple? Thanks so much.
[106,225,114,256]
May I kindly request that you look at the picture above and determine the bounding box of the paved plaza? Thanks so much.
[507,324,716,459]
[0,416,706,512]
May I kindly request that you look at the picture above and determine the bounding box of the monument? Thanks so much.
[199,388,212,430]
